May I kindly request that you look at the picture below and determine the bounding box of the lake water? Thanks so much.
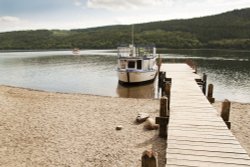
[0,49,249,103]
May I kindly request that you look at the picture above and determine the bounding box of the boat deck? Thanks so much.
[161,63,250,167]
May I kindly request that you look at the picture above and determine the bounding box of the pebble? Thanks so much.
[116,126,123,130]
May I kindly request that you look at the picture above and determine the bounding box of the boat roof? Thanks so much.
[118,56,156,60]
[118,44,155,48]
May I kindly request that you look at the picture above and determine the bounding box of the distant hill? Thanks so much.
[0,8,250,50]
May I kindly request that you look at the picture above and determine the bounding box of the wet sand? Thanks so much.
[213,101,250,156]
[0,85,165,167]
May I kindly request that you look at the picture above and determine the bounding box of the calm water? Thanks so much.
[0,49,249,103]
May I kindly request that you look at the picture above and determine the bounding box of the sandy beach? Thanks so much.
[0,85,165,167]
[0,85,250,167]
[213,101,250,156]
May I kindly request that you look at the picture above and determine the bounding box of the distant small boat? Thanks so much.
[72,48,80,55]
[117,44,158,85]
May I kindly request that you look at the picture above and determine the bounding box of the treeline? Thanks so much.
[0,8,250,50]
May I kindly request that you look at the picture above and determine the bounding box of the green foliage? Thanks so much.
[208,39,250,49]
[0,8,250,50]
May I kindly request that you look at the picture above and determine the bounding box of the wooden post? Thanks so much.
[161,81,166,97]
[160,96,169,117]
[156,56,162,73]
[221,99,231,129]
[194,65,197,74]
[164,83,171,110]
[159,72,166,95]
[158,72,165,88]
[162,72,166,85]
[158,71,163,88]
[207,84,215,103]
[195,78,203,87]
[141,150,158,167]
[202,73,207,95]
[156,97,169,138]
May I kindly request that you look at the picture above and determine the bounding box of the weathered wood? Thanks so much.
[156,96,169,138]
[221,99,231,122]
[165,77,172,83]
[167,153,250,165]
[156,117,169,124]
[156,117,168,138]
[207,84,215,103]
[158,71,166,91]
[202,73,207,95]
[161,81,166,97]
[141,150,158,167]
[194,65,197,74]
[221,99,231,129]
[160,64,250,167]
[160,96,169,117]
[158,71,163,88]
[164,83,171,110]
[156,57,162,69]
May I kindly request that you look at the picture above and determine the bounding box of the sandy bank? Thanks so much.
[0,85,165,167]
[213,101,250,156]
[1,85,249,167]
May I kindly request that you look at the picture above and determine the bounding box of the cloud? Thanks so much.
[73,0,82,6]
[86,0,164,11]
[0,16,20,22]
[0,16,29,32]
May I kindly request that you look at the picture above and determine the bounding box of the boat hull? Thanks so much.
[118,70,157,85]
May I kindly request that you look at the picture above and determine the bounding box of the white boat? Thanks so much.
[72,48,80,55]
[117,44,158,85]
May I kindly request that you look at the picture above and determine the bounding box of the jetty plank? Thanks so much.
[161,64,250,167]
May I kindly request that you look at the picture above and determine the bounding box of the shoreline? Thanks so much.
[0,85,249,166]
[0,85,165,167]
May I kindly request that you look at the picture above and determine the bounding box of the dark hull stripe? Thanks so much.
[119,72,158,87]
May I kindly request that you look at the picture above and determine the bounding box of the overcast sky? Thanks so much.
[0,0,249,32]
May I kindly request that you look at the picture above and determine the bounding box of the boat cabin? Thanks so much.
[117,45,156,71]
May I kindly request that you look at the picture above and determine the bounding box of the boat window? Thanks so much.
[137,60,142,69]
[128,61,135,68]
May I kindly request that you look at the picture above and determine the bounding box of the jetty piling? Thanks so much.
[141,150,158,167]
[221,99,231,129]
[194,65,197,74]
[160,63,250,166]
[195,78,203,88]
[156,56,162,74]
[158,71,166,89]
[161,80,166,97]
[202,73,207,95]
[163,81,171,110]
[207,84,215,103]
[156,96,169,138]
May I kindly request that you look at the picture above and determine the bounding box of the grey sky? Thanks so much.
[0,0,249,32]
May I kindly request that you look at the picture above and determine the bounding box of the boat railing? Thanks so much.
[118,46,156,58]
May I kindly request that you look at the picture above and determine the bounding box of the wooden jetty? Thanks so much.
[160,64,250,167]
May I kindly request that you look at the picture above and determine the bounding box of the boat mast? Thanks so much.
[131,24,134,46]
[131,24,136,57]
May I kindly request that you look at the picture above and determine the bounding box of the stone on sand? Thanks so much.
[136,112,150,123]
[144,118,159,130]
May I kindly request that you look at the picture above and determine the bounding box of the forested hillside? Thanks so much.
[0,8,250,50]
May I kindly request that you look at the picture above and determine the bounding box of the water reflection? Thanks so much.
[0,50,249,102]
[162,49,250,103]
[116,82,156,99]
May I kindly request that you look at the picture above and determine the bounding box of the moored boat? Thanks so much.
[72,48,80,55]
[117,44,158,85]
